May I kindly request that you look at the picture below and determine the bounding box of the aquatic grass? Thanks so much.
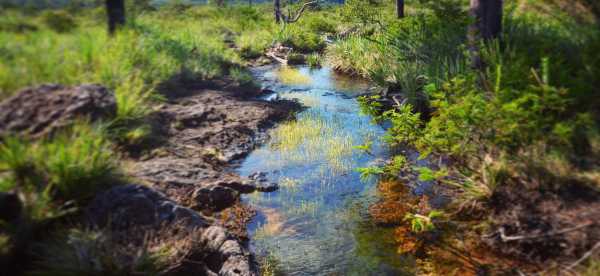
[275,67,311,85]
[306,53,322,68]
[287,200,319,218]
[268,108,356,174]
[278,177,300,193]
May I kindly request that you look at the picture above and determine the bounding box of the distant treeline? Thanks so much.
[0,0,345,9]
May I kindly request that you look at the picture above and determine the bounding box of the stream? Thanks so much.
[236,65,416,275]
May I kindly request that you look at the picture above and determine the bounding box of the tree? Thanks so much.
[468,0,503,69]
[274,0,319,23]
[469,0,503,40]
[396,0,404,18]
[106,0,125,35]
[274,0,281,23]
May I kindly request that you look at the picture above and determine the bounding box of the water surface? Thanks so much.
[237,66,415,275]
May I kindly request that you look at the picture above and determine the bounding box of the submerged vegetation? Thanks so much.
[1,0,599,274]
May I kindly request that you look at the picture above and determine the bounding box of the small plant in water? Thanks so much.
[404,210,444,233]
[356,166,384,182]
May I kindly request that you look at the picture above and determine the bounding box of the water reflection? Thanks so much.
[238,66,412,275]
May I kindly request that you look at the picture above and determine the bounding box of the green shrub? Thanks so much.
[0,11,38,33]
[326,36,378,76]
[306,53,321,68]
[306,17,337,34]
[276,25,325,53]
[41,10,77,33]
[229,67,254,85]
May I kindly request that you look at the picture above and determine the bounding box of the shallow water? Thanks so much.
[237,66,415,275]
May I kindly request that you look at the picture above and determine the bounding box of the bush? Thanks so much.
[41,10,77,33]
[276,25,326,53]
[306,17,337,34]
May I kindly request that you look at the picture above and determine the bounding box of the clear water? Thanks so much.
[237,66,415,275]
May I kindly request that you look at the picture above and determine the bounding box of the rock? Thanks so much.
[248,171,268,181]
[86,184,209,230]
[0,192,21,221]
[192,184,239,212]
[261,88,276,94]
[0,84,116,138]
[219,180,257,194]
[86,184,258,276]
[256,182,279,193]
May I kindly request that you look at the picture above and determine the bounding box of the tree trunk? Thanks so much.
[274,0,281,23]
[470,0,503,40]
[106,0,125,35]
[396,0,404,18]
[468,0,503,69]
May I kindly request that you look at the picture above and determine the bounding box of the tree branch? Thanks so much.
[279,0,319,23]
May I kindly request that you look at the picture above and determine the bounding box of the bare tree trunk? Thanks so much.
[468,0,503,69]
[274,0,281,23]
[106,0,125,35]
[396,0,404,18]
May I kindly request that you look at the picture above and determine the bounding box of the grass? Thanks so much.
[31,224,205,275]
[0,2,344,274]
[268,107,355,174]
[274,66,311,84]
[0,123,117,217]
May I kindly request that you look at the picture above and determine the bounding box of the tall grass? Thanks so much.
[0,122,117,218]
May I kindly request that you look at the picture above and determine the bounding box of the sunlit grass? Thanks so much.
[268,108,355,175]
[275,66,311,85]
[279,177,300,193]
[287,200,319,217]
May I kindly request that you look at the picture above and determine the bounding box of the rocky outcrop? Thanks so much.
[0,84,116,138]
[132,88,297,216]
[87,184,258,276]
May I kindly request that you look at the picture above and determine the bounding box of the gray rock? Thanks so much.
[0,84,116,138]
[86,184,209,230]
[86,185,258,276]
[256,182,279,193]
[192,184,239,212]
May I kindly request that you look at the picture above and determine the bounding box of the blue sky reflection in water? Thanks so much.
[237,66,415,275]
